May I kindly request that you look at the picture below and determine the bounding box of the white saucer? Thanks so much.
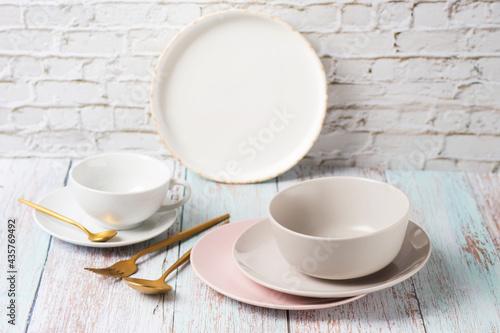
[233,219,431,298]
[151,10,327,184]
[32,187,177,248]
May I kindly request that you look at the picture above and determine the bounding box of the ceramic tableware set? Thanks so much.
[24,153,189,247]
[191,177,431,310]
[20,10,431,310]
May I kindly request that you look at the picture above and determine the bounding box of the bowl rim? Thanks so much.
[69,152,172,196]
[267,176,412,241]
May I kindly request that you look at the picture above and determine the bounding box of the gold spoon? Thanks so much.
[123,220,229,294]
[123,248,192,294]
[18,198,118,242]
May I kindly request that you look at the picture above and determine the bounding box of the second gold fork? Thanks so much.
[85,214,229,277]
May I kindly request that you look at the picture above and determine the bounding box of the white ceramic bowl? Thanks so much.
[268,177,411,280]
[69,153,190,230]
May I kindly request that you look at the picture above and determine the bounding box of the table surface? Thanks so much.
[1,157,499,333]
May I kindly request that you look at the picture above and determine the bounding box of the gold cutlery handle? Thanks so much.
[161,248,192,280]
[18,198,91,235]
[132,213,230,260]
[159,220,228,280]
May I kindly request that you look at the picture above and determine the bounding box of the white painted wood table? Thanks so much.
[1,157,499,332]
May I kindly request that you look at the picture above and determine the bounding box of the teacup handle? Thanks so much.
[157,179,191,212]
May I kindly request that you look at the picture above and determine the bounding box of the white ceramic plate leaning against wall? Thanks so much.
[151,10,327,183]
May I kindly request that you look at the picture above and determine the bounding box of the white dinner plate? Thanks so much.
[233,219,432,298]
[32,187,177,248]
[151,10,327,184]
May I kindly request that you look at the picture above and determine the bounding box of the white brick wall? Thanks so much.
[0,0,499,172]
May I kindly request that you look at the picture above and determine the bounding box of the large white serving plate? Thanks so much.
[151,10,327,183]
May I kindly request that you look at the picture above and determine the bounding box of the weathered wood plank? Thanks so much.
[281,161,425,333]
[172,170,287,333]
[386,170,500,332]
[466,172,500,255]
[27,158,185,333]
[0,158,70,332]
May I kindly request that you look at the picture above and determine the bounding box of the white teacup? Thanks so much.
[69,153,191,230]
[268,177,411,280]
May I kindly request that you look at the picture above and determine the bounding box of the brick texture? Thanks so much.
[0,1,499,171]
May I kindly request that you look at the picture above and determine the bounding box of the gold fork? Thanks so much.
[123,221,230,294]
[85,214,229,277]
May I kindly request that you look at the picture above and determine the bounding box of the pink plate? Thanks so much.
[191,218,365,310]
